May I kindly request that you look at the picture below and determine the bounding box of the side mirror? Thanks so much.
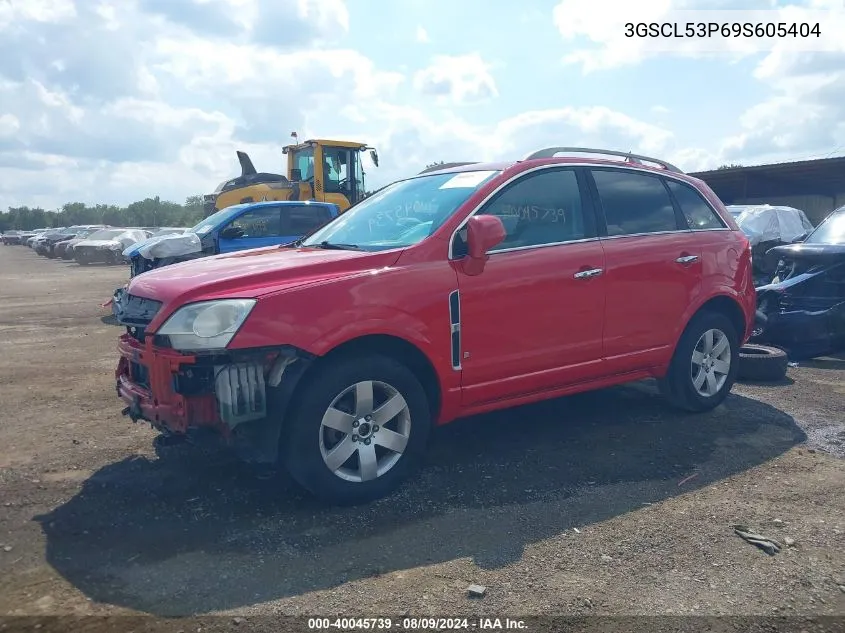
[370,149,379,167]
[461,215,506,276]
[220,226,244,240]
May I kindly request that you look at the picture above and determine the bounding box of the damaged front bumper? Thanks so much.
[751,290,845,358]
[115,334,310,463]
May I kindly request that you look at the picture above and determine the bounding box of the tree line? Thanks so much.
[0,195,206,232]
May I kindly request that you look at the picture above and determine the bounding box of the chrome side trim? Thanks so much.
[448,290,461,371]
[446,162,734,260]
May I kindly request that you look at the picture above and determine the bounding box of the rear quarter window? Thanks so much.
[665,180,726,230]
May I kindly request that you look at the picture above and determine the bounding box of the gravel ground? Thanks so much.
[0,244,843,625]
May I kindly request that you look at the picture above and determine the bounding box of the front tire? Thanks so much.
[659,311,739,413]
[282,354,432,505]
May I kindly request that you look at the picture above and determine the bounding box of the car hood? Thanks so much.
[128,245,404,308]
[767,243,845,263]
[124,232,201,259]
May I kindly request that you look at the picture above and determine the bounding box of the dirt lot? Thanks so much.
[0,244,844,623]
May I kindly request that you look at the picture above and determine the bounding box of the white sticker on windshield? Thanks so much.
[438,171,497,189]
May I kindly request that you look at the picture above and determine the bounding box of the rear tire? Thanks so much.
[281,354,432,505]
[658,311,739,413]
[737,344,788,382]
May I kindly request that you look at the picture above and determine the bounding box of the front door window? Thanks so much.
[227,207,282,237]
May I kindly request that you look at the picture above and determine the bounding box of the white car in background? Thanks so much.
[72,228,151,265]
[727,204,815,284]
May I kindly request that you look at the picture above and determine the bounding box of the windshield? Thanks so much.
[85,229,125,241]
[804,208,845,245]
[301,170,500,252]
[152,228,185,237]
[189,205,248,235]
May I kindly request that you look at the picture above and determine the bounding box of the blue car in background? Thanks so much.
[123,200,340,278]
[108,200,339,313]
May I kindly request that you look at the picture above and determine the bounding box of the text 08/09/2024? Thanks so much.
[624,22,821,38]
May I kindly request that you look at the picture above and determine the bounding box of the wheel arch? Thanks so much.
[310,334,443,422]
[692,294,748,343]
[663,293,748,375]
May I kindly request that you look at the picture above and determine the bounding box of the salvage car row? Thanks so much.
[1,225,188,265]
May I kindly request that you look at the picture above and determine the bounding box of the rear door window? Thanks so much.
[591,169,681,236]
[283,205,334,235]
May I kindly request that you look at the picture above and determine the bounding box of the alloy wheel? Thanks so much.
[690,328,731,397]
[318,380,411,483]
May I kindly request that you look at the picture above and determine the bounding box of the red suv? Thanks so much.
[114,147,756,504]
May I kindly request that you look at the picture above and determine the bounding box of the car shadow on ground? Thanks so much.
[737,375,796,387]
[36,380,806,616]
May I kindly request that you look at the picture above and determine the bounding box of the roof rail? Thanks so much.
[522,147,683,174]
[418,161,480,175]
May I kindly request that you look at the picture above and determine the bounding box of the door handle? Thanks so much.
[675,255,699,264]
[574,268,603,279]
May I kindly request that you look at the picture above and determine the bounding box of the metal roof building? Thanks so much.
[690,156,845,225]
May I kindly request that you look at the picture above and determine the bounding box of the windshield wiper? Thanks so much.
[311,241,362,251]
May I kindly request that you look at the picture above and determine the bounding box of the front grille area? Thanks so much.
[114,292,163,343]
[115,293,162,327]
[129,257,153,278]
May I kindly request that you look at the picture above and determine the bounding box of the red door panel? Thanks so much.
[601,232,702,372]
[458,240,607,406]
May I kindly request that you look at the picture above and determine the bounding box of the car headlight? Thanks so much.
[156,299,256,351]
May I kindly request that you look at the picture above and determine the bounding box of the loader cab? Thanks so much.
[284,140,378,212]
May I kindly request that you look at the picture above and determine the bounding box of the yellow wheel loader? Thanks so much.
[203,139,379,217]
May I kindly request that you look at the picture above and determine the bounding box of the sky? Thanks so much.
[1,0,844,210]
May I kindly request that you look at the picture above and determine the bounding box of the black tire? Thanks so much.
[658,310,740,413]
[737,344,789,382]
[281,353,432,505]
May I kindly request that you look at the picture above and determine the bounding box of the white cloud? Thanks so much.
[5,0,844,211]
[0,0,77,29]
[550,0,845,167]
[415,26,429,43]
[0,113,20,137]
[412,53,498,104]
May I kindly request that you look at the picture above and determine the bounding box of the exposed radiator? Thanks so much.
[214,363,267,428]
